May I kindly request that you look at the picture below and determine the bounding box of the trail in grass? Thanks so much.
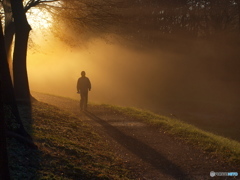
[32,92,237,180]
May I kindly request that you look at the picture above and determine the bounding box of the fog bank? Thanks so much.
[28,36,240,140]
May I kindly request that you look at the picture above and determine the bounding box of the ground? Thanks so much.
[32,92,239,180]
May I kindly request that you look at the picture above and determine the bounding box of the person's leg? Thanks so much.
[80,92,88,110]
[85,91,89,109]
[80,93,84,110]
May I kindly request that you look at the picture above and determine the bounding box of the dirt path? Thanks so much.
[32,92,238,180]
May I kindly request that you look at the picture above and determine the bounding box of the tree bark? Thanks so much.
[2,0,15,68]
[0,84,11,180]
[12,30,31,103]
[0,21,11,180]
[0,6,31,139]
[10,0,32,103]
[236,0,240,31]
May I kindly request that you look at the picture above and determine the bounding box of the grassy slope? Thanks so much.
[8,95,239,179]
[8,100,134,180]
[101,104,240,166]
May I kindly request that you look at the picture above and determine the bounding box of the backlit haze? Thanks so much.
[27,7,240,141]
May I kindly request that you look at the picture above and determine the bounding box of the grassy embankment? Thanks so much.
[101,104,240,166]
[8,100,134,180]
[8,94,239,179]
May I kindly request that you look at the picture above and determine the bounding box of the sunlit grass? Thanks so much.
[33,101,134,179]
[9,100,238,179]
[100,104,240,166]
[8,101,134,179]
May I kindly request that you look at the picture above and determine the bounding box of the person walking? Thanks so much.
[77,71,91,111]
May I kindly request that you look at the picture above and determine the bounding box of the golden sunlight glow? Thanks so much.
[26,0,240,148]
[27,38,169,106]
[27,8,52,29]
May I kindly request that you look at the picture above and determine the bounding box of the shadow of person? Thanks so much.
[84,111,191,180]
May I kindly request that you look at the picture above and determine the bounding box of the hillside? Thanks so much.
[8,99,135,179]
[27,92,240,179]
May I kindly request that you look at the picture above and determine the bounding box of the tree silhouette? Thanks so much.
[1,0,59,103]
[0,18,11,180]
[0,9,30,141]
[10,0,32,102]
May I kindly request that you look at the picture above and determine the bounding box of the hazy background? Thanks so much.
[27,1,240,141]
[27,34,240,141]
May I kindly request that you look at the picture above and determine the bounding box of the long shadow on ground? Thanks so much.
[7,103,41,179]
[84,111,191,180]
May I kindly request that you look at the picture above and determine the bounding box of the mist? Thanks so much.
[28,32,240,141]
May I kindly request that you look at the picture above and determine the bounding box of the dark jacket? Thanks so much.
[77,77,91,93]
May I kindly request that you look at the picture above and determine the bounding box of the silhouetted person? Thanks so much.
[77,71,91,110]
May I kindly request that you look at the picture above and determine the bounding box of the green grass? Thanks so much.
[8,93,239,179]
[100,104,240,166]
[8,101,134,180]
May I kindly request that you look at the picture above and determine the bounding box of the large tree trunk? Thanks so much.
[236,0,240,31]
[0,8,30,138]
[2,0,15,68]
[0,21,11,180]
[0,83,11,180]
[10,0,31,103]
[12,30,31,103]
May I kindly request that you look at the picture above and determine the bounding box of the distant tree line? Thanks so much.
[120,0,240,37]
[56,0,240,47]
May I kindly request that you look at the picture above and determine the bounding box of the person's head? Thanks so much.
[81,71,86,77]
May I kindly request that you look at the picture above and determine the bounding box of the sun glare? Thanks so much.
[27,8,52,29]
